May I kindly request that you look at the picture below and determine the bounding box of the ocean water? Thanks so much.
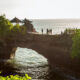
[32,19,80,34]
[12,47,49,79]
[15,47,48,67]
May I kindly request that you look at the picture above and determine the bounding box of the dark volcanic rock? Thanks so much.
[0,34,80,77]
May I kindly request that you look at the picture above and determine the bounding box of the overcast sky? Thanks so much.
[0,0,80,19]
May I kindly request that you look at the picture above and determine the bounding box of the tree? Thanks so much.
[0,15,13,39]
[0,15,26,37]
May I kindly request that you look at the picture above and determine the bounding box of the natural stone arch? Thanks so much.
[9,34,72,68]
[1,34,78,73]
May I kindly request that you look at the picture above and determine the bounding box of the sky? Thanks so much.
[0,0,80,19]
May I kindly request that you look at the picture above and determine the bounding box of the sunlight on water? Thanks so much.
[15,47,48,67]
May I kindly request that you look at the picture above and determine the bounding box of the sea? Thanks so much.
[32,19,80,34]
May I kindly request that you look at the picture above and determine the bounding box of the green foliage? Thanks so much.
[0,15,13,38]
[0,72,32,80]
[64,28,76,35]
[0,15,26,38]
[11,24,20,33]
[20,26,27,34]
[10,24,26,35]
[72,29,80,58]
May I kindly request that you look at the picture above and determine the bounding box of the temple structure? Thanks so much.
[10,17,22,24]
[10,17,35,32]
[23,18,34,32]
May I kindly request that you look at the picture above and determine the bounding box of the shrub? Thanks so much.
[71,29,80,58]
[0,15,13,39]
[0,15,26,38]
[0,73,32,80]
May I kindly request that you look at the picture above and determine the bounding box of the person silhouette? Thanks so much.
[41,28,43,34]
[50,29,52,34]
[47,29,48,35]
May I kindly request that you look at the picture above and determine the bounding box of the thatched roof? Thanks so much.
[10,17,22,23]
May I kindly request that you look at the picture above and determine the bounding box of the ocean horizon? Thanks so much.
[31,19,80,34]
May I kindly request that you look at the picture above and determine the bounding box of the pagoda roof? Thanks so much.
[10,17,22,23]
[23,18,32,23]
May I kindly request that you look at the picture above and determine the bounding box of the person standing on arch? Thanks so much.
[41,28,43,34]
[47,28,48,35]
[50,29,52,35]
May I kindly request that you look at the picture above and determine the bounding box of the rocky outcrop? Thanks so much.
[0,34,80,76]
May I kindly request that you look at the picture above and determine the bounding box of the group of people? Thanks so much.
[41,29,52,35]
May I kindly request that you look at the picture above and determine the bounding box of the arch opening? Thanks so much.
[14,47,48,67]
[8,47,50,79]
